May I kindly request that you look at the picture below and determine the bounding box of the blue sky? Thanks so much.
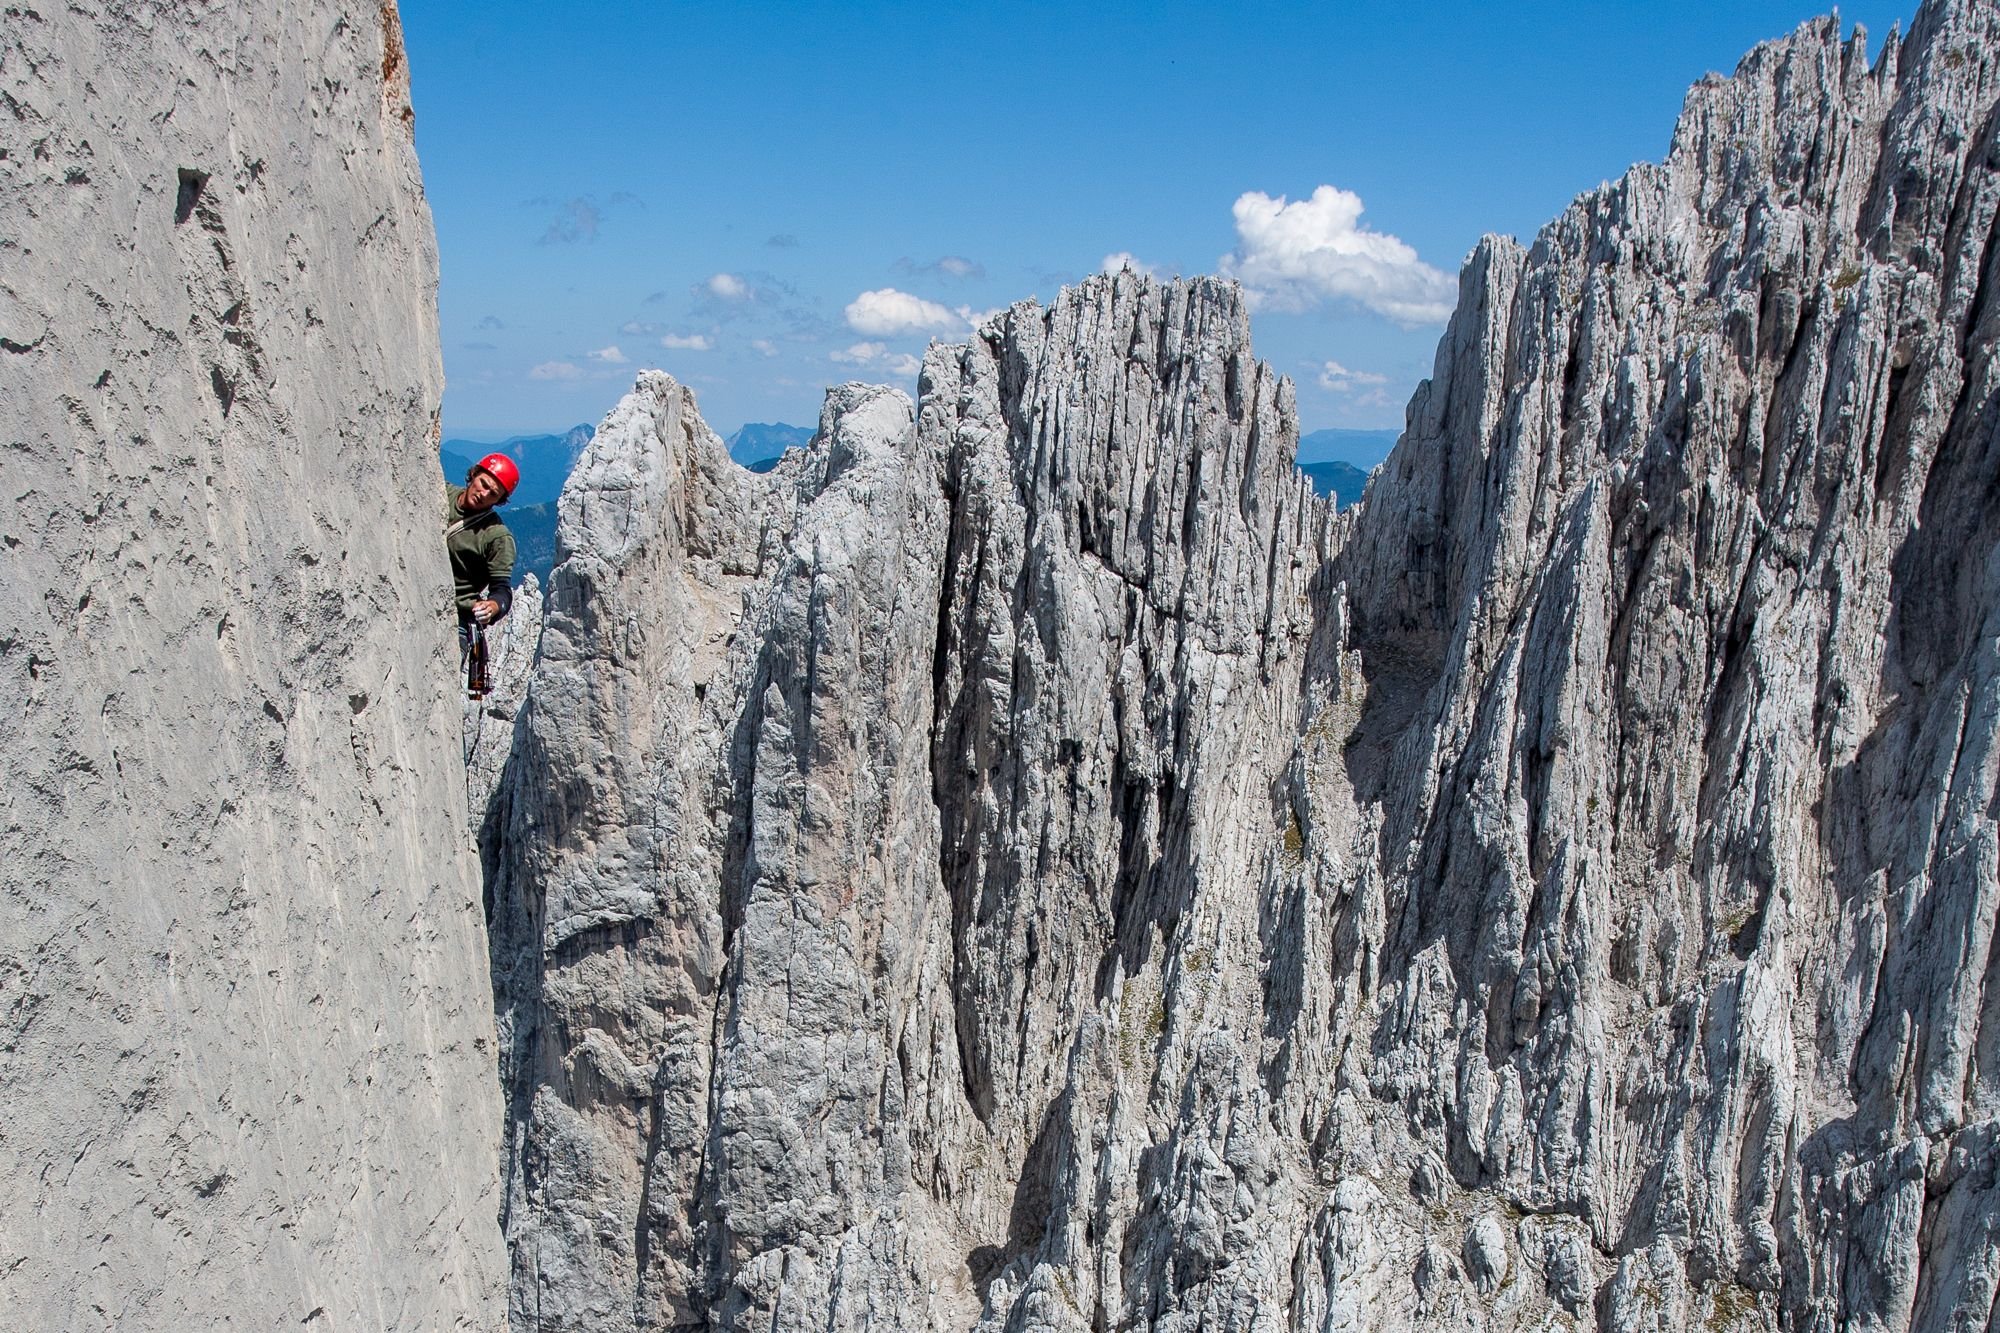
[403,1,1905,443]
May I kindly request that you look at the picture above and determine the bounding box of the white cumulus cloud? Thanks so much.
[845,288,962,338]
[829,341,923,378]
[1317,360,1388,392]
[751,339,780,357]
[660,333,713,350]
[528,360,584,380]
[587,345,628,363]
[705,272,750,301]
[1219,185,1454,325]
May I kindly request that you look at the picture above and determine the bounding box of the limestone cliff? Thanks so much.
[0,1,505,1326]
[485,5,2000,1332]
[469,573,545,838]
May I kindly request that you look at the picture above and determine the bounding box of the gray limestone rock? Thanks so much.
[1462,1217,1508,1295]
[1410,1239,1459,1315]
[0,1,505,1326]
[468,573,544,840]
[1516,1214,1595,1316]
[482,5,2000,1333]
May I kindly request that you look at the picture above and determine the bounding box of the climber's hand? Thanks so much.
[472,599,499,625]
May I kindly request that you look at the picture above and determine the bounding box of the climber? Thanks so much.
[445,452,519,659]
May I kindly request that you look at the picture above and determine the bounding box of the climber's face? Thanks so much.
[462,468,506,510]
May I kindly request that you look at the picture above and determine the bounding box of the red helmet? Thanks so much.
[472,452,519,500]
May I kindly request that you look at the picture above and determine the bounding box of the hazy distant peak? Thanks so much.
[725,421,815,466]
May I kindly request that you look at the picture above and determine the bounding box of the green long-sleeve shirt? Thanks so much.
[444,483,516,622]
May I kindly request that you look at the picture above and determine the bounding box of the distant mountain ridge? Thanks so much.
[726,421,814,466]
[1296,426,1398,469]
[1297,460,1370,511]
[504,503,558,590]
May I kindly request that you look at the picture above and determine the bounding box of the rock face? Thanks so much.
[487,6,2000,1332]
[0,2,505,1326]
[469,573,545,838]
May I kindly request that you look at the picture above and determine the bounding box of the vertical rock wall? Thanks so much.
[1317,6,2000,1330]
[0,2,505,1326]
[486,4,2000,1333]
